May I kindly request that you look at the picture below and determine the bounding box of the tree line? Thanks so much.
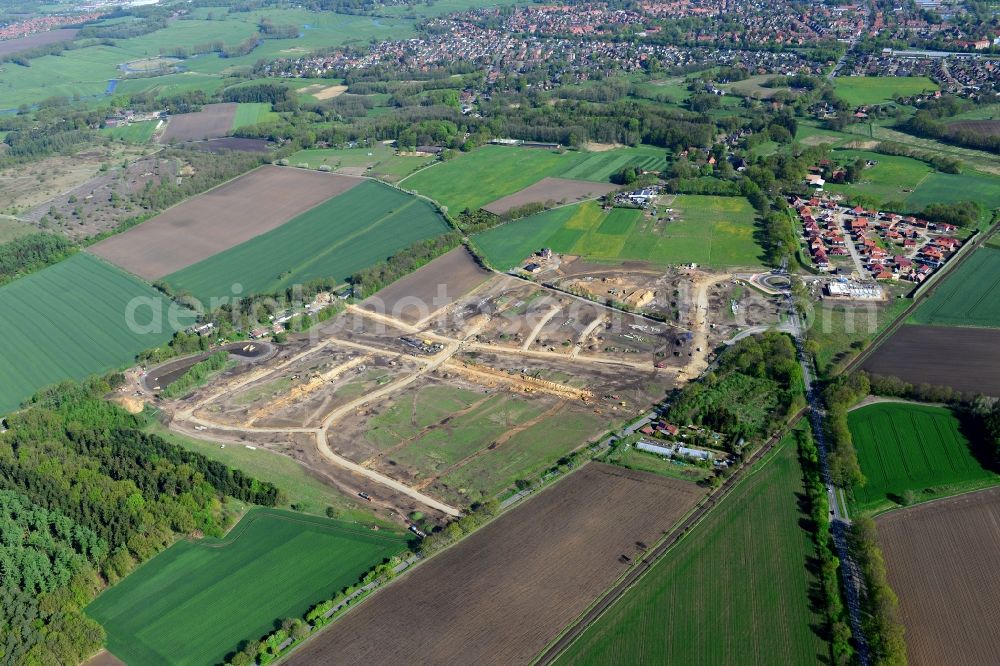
[0,375,281,664]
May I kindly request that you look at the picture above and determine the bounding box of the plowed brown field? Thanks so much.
[286,463,703,666]
[89,166,362,279]
[482,177,618,215]
[877,487,1000,666]
[159,103,237,143]
[862,325,1000,397]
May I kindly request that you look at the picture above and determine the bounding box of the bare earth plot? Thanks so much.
[482,177,619,216]
[862,325,1000,397]
[0,29,77,58]
[89,166,362,279]
[286,463,703,666]
[159,103,238,143]
[877,487,1000,666]
[361,246,492,324]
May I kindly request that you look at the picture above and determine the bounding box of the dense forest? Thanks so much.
[0,233,74,285]
[0,375,281,664]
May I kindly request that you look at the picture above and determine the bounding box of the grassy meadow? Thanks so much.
[0,253,188,414]
[232,102,278,129]
[473,195,762,270]
[100,120,159,143]
[87,508,407,666]
[555,429,830,665]
[402,144,667,212]
[287,143,433,182]
[833,76,939,107]
[165,180,449,303]
[848,402,999,514]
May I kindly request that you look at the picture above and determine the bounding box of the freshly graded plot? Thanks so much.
[0,254,184,414]
[847,402,998,513]
[231,102,278,129]
[89,166,363,279]
[87,509,407,666]
[555,435,830,666]
[911,247,1000,327]
[285,464,703,666]
[833,76,938,106]
[159,103,238,143]
[876,487,1000,666]
[165,180,450,303]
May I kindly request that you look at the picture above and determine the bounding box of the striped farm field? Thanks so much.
[848,402,999,514]
[87,509,407,666]
[911,247,1000,328]
[165,180,450,304]
[555,430,830,666]
[0,254,186,414]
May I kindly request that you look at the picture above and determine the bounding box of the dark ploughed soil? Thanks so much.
[286,463,703,666]
[863,324,1000,397]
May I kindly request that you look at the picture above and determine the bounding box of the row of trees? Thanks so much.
[160,351,231,398]
[796,428,854,664]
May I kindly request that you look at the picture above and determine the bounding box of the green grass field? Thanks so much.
[825,150,932,204]
[833,76,939,107]
[848,402,999,514]
[904,169,1000,215]
[87,508,407,666]
[286,143,432,182]
[0,253,187,414]
[165,180,449,303]
[231,102,278,129]
[910,247,1000,327]
[402,144,667,212]
[474,196,762,269]
[555,428,830,665]
[100,120,158,143]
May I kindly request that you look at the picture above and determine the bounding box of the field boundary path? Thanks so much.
[534,406,809,665]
